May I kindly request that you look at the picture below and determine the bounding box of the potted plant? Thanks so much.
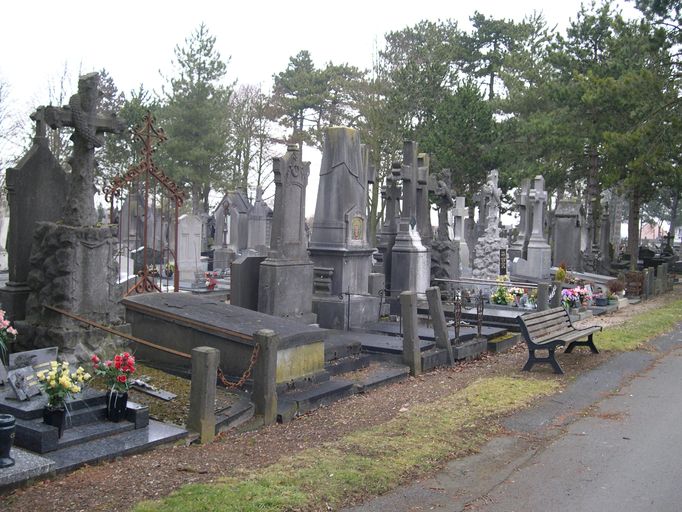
[0,310,18,366]
[91,352,136,422]
[593,292,608,306]
[607,291,618,305]
[561,288,581,313]
[36,361,91,437]
[490,285,514,306]
[608,279,625,297]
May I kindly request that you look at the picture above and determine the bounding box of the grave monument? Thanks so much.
[430,176,459,298]
[258,144,316,323]
[508,178,531,261]
[390,141,430,302]
[472,170,508,282]
[0,112,68,321]
[308,127,380,329]
[552,199,582,270]
[510,175,551,280]
[19,73,126,355]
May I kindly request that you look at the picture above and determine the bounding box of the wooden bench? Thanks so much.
[517,307,602,374]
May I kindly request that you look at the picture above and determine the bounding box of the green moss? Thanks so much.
[135,376,557,512]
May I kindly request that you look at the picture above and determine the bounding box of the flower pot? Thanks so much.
[106,391,128,422]
[595,297,608,306]
[569,307,580,316]
[0,414,16,468]
[43,406,66,438]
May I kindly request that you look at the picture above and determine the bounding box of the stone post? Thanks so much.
[188,346,219,444]
[550,281,562,308]
[426,286,454,365]
[536,282,549,311]
[251,329,279,425]
[400,291,422,376]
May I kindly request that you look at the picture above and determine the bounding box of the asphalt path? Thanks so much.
[344,325,682,512]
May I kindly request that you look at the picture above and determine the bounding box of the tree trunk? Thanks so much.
[628,187,640,271]
[191,182,202,215]
[368,157,382,247]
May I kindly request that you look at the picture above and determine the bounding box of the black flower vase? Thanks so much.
[43,406,66,438]
[106,391,128,422]
[0,414,16,468]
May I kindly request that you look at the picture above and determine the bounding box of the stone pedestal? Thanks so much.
[258,260,316,324]
[19,222,124,354]
[390,228,430,296]
[0,284,31,323]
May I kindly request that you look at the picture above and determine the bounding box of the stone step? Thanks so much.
[353,364,410,393]
[277,379,354,423]
[215,397,254,433]
[12,400,149,454]
[47,419,187,474]
[325,354,371,376]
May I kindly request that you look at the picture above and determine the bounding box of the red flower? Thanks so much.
[91,354,100,364]
[117,375,127,384]
[105,360,113,367]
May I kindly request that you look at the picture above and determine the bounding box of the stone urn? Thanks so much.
[0,414,16,468]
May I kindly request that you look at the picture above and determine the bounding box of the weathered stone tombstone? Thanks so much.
[415,153,433,248]
[472,170,508,283]
[376,170,401,292]
[509,178,531,261]
[390,141,430,303]
[19,73,126,354]
[0,113,68,321]
[258,144,316,323]
[309,127,379,329]
[247,187,270,255]
[212,190,251,270]
[511,175,551,280]
[451,196,470,275]
[174,214,204,282]
[552,199,582,270]
[430,176,459,298]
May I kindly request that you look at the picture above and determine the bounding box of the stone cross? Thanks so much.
[42,72,125,226]
[394,141,418,229]
[433,176,454,241]
[383,174,401,233]
[515,178,531,242]
[268,144,310,261]
[451,196,467,243]
[528,175,547,239]
[416,153,433,245]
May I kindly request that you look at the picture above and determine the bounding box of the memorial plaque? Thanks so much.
[7,366,41,401]
[499,249,507,276]
[9,347,58,370]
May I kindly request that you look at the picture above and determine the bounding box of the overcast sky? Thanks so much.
[1,0,641,214]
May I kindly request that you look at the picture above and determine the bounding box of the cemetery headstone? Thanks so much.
[415,154,433,247]
[20,73,126,354]
[376,170,401,292]
[509,178,531,261]
[451,196,470,275]
[174,214,204,283]
[472,170,508,282]
[0,113,68,321]
[247,187,270,255]
[309,127,379,329]
[552,199,582,270]
[430,176,459,298]
[258,144,316,323]
[510,175,551,280]
[390,141,430,303]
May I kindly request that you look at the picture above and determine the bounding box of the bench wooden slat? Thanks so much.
[527,316,571,336]
[523,309,569,327]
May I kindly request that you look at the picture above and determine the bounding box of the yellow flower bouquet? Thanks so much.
[36,361,92,410]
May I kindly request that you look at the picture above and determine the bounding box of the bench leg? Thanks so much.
[548,348,564,375]
[566,334,599,354]
[522,348,564,375]
[522,350,536,372]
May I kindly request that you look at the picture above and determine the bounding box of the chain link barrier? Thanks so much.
[216,343,260,390]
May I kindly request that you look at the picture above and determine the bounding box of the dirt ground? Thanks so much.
[2,290,678,512]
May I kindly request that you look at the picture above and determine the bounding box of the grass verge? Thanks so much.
[594,299,682,351]
[135,376,558,512]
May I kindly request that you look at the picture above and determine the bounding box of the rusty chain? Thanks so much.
[216,343,260,390]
